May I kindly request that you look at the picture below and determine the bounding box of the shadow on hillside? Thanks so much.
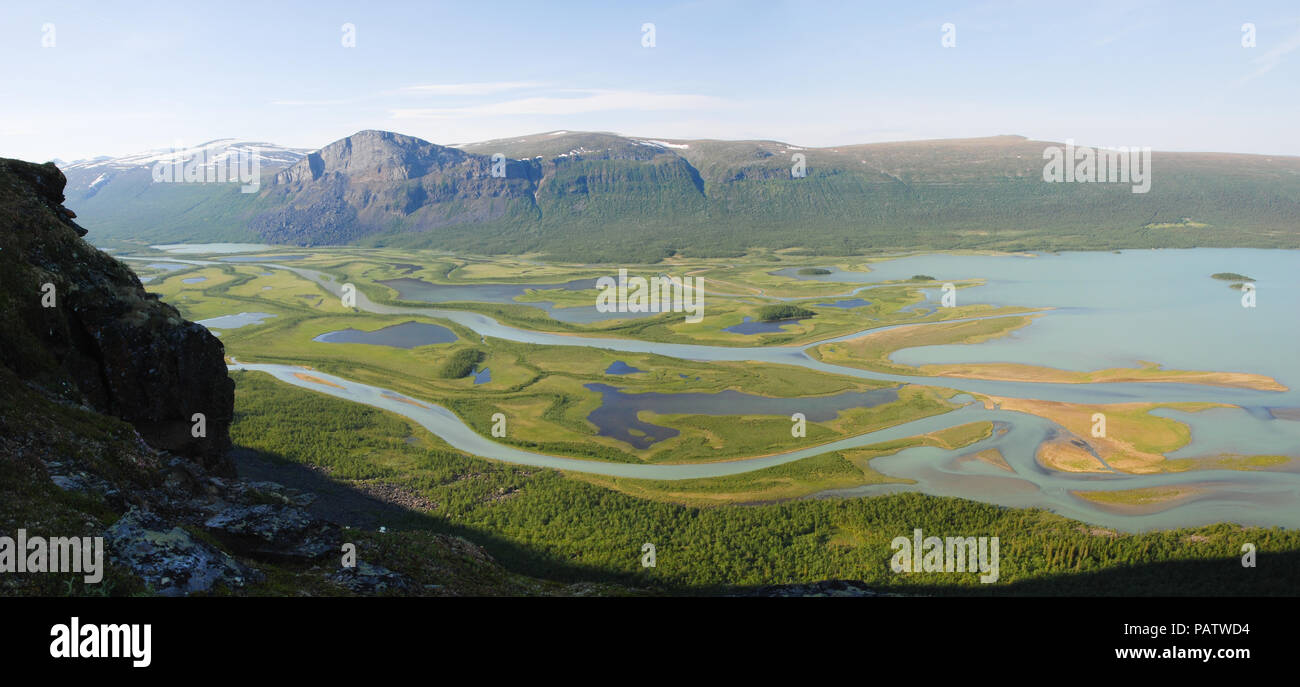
[234,446,1299,596]
[724,550,1300,597]
[232,446,638,585]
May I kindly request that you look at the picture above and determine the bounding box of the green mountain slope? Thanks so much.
[63,131,1300,261]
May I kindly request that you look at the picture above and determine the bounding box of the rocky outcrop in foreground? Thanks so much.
[0,158,369,595]
[0,158,234,474]
[0,158,629,596]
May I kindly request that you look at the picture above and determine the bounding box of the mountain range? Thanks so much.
[60,130,1300,261]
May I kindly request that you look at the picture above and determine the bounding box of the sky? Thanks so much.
[2,0,1299,161]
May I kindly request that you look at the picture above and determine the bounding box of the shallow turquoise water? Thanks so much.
[852,250,1298,382]
[138,251,1300,530]
[196,312,277,329]
[231,362,1300,531]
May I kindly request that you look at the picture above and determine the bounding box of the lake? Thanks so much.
[313,321,457,348]
[724,316,803,335]
[232,361,1300,531]
[583,383,899,449]
[196,312,277,330]
[377,276,661,324]
[224,249,1300,530]
[150,243,277,254]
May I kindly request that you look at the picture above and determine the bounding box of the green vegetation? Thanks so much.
[125,245,1300,595]
[813,316,1039,376]
[30,139,1300,598]
[1075,486,1201,507]
[755,304,816,322]
[156,257,962,466]
[438,348,485,379]
[1211,273,1255,291]
[582,421,993,505]
[229,371,1300,594]
[1160,453,1291,472]
[74,134,1300,263]
[0,369,151,596]
[146,247,1045,351]
[0,366,612,598]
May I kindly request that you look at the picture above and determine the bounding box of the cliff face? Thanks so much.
[250,130,540,244]
[0,157,629,597]
[0,158,234,474]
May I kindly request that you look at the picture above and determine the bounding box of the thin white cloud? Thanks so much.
[399,81,546,96]
[271,99,355,106]
[1244,25,1300,81]
[390,89,730,119]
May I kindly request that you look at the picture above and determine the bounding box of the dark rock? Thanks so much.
[106,508,259,596]
[227,480,317,508]
[203,504,340,561]
[331,561,412,594]
[0,157,234,475]
[44,458,121,503]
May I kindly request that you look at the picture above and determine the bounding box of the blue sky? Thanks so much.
[3,0,1298,161]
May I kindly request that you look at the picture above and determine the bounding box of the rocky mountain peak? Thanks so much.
[275,130,470,185]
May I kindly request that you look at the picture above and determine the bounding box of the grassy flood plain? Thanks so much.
[227,312,968,466]
[141,254,985,466]
[124,247,1300,593]
[576,421,994,506]
[977,396,1293,475]
[811,316,1286,392]
[140,249,1295,477]
[166,246,1044,347]
[1074,485,1208,509]
[229,372,1300,594]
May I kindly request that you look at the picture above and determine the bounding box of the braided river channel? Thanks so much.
[138,248,1300,532]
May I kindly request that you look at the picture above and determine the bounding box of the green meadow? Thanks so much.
[120,246,1300,595]
[144,250,985,467]
[228,371,1300,594]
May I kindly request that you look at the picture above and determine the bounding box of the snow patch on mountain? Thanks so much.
[62,140,310,172]
[637,139,690,149]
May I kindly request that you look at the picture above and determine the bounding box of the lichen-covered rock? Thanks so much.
[0,158,234,475]
[331,560,412,594]
[106,508,259,596]
[203,504,340,561]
